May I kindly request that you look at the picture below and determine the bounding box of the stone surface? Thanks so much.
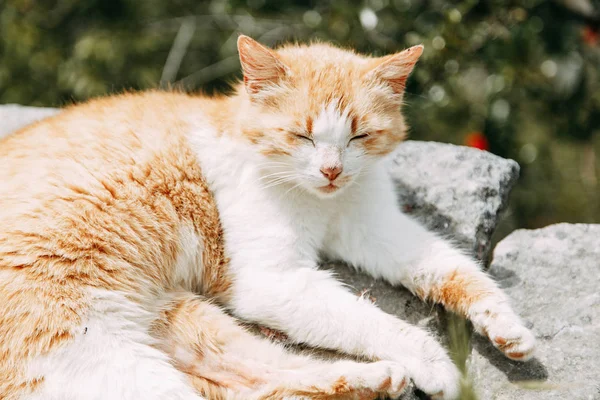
[470,224,600,400]
[0,104,59,138]
[388,141,520,263]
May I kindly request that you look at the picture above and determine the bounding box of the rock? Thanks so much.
[388,141,520,263]
[470,223,600,399]
[0,104,59,138]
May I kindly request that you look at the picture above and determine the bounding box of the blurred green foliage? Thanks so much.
[1,0,599,229]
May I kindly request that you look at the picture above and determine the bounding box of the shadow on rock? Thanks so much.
[472,334,548,382]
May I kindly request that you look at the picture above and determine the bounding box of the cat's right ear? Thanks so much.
[237,35,290,100]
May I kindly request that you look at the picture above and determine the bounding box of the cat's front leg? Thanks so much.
[325,170,536,362]
[226,257,460,400]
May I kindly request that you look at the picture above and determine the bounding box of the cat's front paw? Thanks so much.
[406,356,461,400]
[341,360,408,399]
[480,312,536,361]
[389,326,461,399]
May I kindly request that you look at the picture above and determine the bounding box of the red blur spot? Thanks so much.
[464,132,489,151]
[582,26,599,46]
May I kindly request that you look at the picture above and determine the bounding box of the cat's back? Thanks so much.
[0,91,216,289]
[1,91,200,188]
[1,91,204,217]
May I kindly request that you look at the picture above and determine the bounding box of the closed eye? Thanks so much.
[349,134,369,142]
[294,133,315,145]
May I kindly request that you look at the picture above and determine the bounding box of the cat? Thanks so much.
[0,35,536,400]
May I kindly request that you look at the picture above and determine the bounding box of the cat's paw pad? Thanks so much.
[407,356,461,400]
[343,360,408,399]
[483,314,536,361]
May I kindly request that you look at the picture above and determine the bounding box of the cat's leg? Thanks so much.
[324,168,536,362]
[225,264,460,399]
[152,290,409,400]
[24,289,204,400]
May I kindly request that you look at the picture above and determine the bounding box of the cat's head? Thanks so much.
[237,35,422,198]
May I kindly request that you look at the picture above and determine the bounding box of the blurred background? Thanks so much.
[1,0,599,231]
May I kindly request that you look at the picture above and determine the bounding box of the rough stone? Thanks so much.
[470,223,600,400]
[388,140,520,263]
[0,104,59,137]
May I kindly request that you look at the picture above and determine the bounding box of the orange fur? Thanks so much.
[0,92,232,398]
[152,292,391,400]
[237,41,421,158]
[419,270,492,316]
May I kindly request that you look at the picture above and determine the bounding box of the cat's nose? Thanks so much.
[320,165,343,181]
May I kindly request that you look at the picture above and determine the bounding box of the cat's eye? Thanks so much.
[294,133,314,145]
[349,134,369,143]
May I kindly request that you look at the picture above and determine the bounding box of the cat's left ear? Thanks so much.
[365,45,424,94]
[237,35,291,99]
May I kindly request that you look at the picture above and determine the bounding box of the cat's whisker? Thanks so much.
[257,177,294,185]
[259,172,304,190]
[257,161,289,166]
[259,177,299,190]
[280,181,304,199]
[256,162,290,170]
[252,172,299,189]
[257,172,297,181]
[257,173,298,184]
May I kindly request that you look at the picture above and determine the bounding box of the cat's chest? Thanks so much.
[214,181,333,254]
[285,204,332,248]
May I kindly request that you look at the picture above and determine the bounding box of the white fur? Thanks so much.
[173,224,203,290]
[184,106,535,400]
[275,102,374,198]
[26,289,204,400]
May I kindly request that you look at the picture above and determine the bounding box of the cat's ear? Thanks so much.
[237,35,290,99]
[365,45,423,94]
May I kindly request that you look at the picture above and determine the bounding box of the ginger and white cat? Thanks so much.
[0,35,535,400]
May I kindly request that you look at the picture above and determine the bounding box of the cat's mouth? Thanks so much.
[316,175,352,195]
[317,183,340,194]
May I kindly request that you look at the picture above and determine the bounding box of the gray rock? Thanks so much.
[388,141,520,263]
[470,223,600,400]
[0,104,59,138]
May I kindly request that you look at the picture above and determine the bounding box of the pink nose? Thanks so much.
[320,165,343,181]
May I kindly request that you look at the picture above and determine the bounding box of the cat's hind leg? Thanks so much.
[23,289,204,400]
[153,290,409,400]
